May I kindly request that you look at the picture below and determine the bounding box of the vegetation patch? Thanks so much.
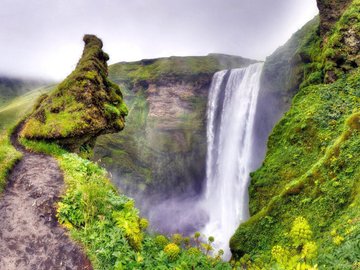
[20,138,232,269]
[0,131,22,193]
[0,85,50,195]
[231,1,360,268]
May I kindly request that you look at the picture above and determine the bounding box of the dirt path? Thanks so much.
[0,125,92,270]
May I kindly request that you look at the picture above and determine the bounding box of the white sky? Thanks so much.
[0,0,318,80]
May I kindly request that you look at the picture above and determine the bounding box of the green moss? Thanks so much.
[104,103,120,120]
[118,101,128,116]
[21,35,127,152]
[84,70,98,81]
[315,0,360,82]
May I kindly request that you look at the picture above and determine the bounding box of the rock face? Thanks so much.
[94,54,256,200]
[21,35,127,152]
[319,0,360,82]
[252,17,319,165]
[316,0,353,36]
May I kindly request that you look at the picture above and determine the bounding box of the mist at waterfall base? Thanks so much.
[113,63,278,259]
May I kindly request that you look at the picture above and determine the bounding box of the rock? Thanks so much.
[316,0,353,36]
[21,35,127,153]
[321,2,360,83]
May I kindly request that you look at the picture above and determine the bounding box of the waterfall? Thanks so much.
[202,63,264,258]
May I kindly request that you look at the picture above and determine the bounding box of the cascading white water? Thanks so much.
[202,63,264,258]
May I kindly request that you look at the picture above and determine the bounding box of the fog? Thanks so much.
[1,0,318,80]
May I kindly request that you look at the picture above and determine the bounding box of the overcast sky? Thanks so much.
[0,0,318,80]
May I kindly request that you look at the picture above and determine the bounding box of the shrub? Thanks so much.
[154,235,169,248]
[139,218,149,230]
[164,243,180,261]
[270,217,318,269]
[187,247,201,256]
[172,233,183,245]
[290,216,313,247]
[113,209,143,251]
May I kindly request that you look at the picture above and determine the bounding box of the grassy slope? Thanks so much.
[0,76,48,106]
[0,85,53,130]
[0,132,22,193]
[231,1,360,268]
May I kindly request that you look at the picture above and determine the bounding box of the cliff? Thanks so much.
[252,16,320,166]
[230,1,360,268]
[317,0,353,36]
[20,35,127,152]
[319,0,360,82]
[94,54,256,201]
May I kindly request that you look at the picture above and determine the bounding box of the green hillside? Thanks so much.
[0,76,48,106]
[0,85,53,130]
[231,0,360,269]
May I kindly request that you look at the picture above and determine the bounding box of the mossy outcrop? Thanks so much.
[21,35,127,152]
[230,1,360,268]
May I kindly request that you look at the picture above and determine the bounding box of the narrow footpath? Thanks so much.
[0,124,92,270]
